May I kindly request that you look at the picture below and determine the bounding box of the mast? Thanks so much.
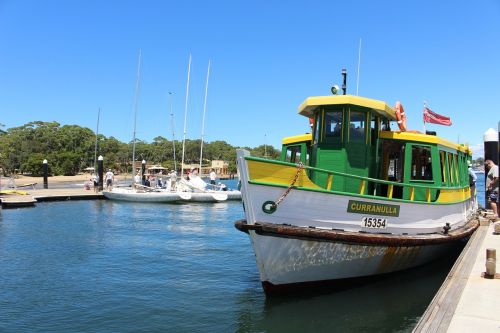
[199,59,211,173]
[93,107,100,172]
[132,49,142,181]
[169,91,177,171]
[181,53,192,179]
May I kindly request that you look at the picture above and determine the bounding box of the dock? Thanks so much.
[1,188,104,208]
[414,214,500,332]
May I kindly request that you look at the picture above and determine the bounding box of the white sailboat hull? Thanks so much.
[103,188,181,202]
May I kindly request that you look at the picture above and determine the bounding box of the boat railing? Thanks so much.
[245,156,469,204]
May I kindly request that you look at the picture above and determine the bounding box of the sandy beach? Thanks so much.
[1,173,132,188]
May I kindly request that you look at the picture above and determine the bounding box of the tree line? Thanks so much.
[0,121,280,176]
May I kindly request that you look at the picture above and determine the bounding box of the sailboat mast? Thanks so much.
[93,107,100,172]
[181,53,192,179]
[132,49,142,180]
[199,59,211,174]
[169,91,177,171]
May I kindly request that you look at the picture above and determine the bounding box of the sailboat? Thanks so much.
[103,50,190,203]
[177,59,230,202]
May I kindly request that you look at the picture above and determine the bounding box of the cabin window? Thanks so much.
[285,145,301,163]
[313,115,320,144]
[324,111,343,141]
[370,115,379,145]
[349,111,366,142]
[447,153,455,185]
[410,146,433,181]
[439,151,448,184]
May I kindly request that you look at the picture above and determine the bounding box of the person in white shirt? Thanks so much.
[134,172,141,185]
[105,169,114,190]
[209,169,217,189]
[170,170,177,191]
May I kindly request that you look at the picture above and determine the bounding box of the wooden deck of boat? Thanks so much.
[414,214,500,332]
[1,188,104,208]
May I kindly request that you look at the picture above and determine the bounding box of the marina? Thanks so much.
[1,2,499,331]
[0,178,498,331]
[0,198,474,332]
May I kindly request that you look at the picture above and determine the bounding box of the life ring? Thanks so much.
[394,101,407,132]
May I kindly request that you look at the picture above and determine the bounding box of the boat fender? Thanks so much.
[394,101,407,132]
[262,201,277,214]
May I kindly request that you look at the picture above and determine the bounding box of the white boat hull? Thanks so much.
[226,190,242,200]
[103,188,181,202]
[235,150,478,293]
[248,229,455,291]
[187,192,227,202]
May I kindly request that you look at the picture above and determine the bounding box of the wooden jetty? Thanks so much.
[414,214,500,332]
[1,188,104,208]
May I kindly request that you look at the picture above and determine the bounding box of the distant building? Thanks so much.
[182,160,229,177]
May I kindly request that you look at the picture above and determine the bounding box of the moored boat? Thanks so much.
[102,187,190,202]
[235,92,478,294]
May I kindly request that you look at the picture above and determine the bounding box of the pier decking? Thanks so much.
[414,216,500,332]
[1,188,104,208]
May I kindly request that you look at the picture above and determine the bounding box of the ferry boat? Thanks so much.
[235,93,479,294]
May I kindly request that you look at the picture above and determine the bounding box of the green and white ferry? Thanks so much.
[235,94,478,294]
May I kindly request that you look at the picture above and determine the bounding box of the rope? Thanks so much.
[262,162,304,214]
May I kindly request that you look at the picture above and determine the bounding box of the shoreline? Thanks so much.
[1,173,133,187]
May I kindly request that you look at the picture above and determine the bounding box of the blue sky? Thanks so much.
[1,1,499,158]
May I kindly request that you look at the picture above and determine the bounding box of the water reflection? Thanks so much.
[0,199,465,333]
[236,243,464,333]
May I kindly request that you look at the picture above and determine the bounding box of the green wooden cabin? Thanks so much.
[280,95,471,203]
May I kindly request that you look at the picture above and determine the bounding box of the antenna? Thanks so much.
[342,68,347,95]
[356,38,361,95]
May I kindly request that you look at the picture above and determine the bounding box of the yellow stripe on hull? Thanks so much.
[247,158,470,205]
[247,160,321,189]
[436,187,470,203]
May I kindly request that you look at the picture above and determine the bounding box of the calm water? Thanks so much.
[0,181,469,333]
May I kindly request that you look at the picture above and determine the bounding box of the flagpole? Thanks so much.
[423,100,427,133]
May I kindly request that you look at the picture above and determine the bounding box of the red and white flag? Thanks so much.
[423,107,452,126]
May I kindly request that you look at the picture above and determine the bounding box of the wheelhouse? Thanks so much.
[278,95,472,203]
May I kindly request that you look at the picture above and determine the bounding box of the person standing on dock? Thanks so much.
[92,173,99,193]
[468,161,477,209]
[105,169,114,190]
[485,159,499,220]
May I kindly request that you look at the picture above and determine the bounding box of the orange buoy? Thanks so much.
[394,101,407,132]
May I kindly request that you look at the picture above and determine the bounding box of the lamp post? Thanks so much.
[98,155,104,191]
[142,160,146,185]
[42,159,48,189]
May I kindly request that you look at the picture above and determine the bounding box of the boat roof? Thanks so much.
[379,131,471,154]
[298,95,396,120]
[282,133,312,145]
